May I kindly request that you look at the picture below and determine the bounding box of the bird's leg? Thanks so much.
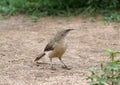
[59,57,71,70]
[50,58,56,70]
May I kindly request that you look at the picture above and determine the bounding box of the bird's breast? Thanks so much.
[48,39,68,58]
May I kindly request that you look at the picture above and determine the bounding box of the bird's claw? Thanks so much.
[50,67,56,70]
[62,66,71,70]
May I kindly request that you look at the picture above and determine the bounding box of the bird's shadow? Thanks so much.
[35,62,49,66]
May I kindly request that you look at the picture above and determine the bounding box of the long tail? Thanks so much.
[34,52,46,62]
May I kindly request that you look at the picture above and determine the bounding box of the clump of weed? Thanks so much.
[87,49,120,85]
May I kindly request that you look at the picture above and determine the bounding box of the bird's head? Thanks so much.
[58,27,74,37]
[56,28,73,39]
[54,27,74,41]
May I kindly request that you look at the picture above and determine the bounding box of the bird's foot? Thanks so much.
[62,66,71,70]
[35,63,40,66]
[50,67,56,70]
[34,61,41,66]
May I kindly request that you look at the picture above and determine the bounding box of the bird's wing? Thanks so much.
[44,40,55,51]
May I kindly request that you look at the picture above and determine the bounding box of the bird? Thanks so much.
[34,27,74,70]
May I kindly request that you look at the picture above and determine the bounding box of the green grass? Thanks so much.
[0,0,120,22]
[87,49,120,85]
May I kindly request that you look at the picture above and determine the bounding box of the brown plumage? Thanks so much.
[34,27,73,70]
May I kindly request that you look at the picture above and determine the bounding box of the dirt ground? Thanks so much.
[0,15,120,85]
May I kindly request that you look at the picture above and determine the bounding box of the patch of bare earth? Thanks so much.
[0,15,120,85]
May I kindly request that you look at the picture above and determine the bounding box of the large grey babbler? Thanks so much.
[34,27,74,70]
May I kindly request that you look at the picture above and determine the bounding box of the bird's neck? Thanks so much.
[54,35,66,42]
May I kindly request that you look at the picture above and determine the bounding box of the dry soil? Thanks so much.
[0,16,120,85]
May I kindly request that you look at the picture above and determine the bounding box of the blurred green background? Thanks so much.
[0,0,120,22]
